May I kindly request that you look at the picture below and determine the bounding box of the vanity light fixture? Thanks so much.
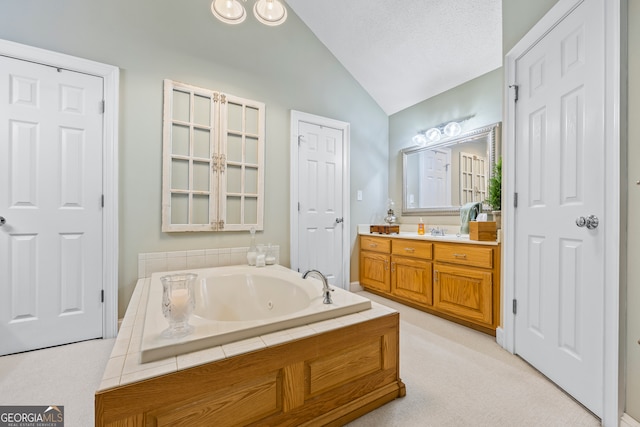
[412,115,475,146]
[211,0,287,26]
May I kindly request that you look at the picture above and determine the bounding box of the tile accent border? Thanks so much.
[138,246,280,279]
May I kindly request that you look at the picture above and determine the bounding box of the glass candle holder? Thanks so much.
[160,273,197,338]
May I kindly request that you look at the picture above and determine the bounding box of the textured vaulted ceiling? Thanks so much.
[286,0,503,115]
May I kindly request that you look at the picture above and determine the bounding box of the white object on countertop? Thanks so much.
[477,213,488,221]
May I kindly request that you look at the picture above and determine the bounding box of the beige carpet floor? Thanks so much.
[347,291,600,426]
[0,291,600,427]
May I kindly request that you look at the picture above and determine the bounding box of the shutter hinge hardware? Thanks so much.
[512,299,517,314]
[509,84,519,102]
[514,192,518,208]
[219,154,226,172]
[101,290,105,303]
[212,154,226,173]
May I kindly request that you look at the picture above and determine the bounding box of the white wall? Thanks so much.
[0,0,389,317]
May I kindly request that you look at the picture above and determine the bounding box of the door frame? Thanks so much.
[290,110,350,286]
[0,38,120,339]
[501,0,622,425]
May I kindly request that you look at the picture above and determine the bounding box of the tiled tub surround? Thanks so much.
[140,265,372,363]
[96,265,404,426]
[137,245,280,279]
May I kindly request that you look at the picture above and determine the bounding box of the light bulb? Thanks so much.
[412,134,428,146]
[211,0,246,24]
[444,121,462,137]
[253,0,287,26]
[425,128,441,142]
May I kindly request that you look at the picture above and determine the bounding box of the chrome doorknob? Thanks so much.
[576,215,599,229]
[0,216,5,226]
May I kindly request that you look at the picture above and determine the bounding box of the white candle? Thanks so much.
[170,288,190,319]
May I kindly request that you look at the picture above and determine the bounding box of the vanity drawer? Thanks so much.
[434,243,493,269]
[392,240,433,259]
[361,236,391,253]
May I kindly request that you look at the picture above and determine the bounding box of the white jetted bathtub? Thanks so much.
[140,264,371,363]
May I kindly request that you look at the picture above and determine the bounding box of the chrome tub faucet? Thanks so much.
[302,269,333,304]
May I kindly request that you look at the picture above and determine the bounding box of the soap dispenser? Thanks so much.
[417,218,425,235]
[247,227,257,266]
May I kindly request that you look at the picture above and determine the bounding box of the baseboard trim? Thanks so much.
[350,281,364,292]
[622,413,640,427]
[495,327,505,348]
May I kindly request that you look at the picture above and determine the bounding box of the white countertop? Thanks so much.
[359,229,500,246]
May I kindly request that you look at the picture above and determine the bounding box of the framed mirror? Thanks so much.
[402,122,501,215]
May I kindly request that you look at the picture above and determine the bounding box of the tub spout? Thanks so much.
[302,269,333,304]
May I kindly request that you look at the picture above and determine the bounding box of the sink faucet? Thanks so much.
[302,270,333,304]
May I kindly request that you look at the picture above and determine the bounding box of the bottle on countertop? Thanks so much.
[247,227,257,266]
[417,218,425,235]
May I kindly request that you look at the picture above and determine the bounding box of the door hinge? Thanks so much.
[509,84,519,102]
[512,299,517,314]
[101,194,105,207]
[99,100,105,114]
[514,192,518,208]
[297,135,304,146]
[298,202,300,212]
[101,290,104,303]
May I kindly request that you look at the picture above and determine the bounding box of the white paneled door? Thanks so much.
[297,121,344,288]
[0,56,104,355]
[513,0,605,417]
[419,149,451,207]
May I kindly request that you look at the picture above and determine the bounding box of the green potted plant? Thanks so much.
[485,157,502,228]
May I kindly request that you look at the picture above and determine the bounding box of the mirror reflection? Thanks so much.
[402,123,501,215]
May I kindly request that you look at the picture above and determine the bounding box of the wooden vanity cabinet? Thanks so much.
[360,235,500,335]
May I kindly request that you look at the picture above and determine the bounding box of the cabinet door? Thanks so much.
[391,256,433,305]
[433,263,492,326]
[360,251,390,292]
